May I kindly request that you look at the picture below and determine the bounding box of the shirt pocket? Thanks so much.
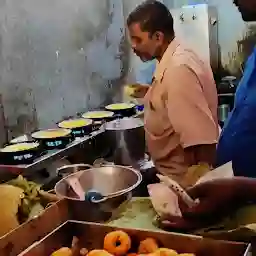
[144,97,171,138]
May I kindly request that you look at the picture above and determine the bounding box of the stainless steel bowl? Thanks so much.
[54,164,142,222]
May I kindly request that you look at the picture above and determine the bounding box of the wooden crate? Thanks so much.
[0,200,70,256]
[0,196,129,256]
[19,221,250,256]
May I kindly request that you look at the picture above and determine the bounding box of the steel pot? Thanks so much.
[104,117,145,166]
[55,164,142,222]
[218,104,230,123]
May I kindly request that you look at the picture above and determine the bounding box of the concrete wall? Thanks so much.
[122,0,149,83]
[0,0,126,139]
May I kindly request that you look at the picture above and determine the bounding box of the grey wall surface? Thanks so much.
[123,0,149,83]
[0,0,127,139]
[1,0,255,141]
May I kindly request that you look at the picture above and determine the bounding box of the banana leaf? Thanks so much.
[194,204,256,242]
[106,197,162,231]
[107,198,256,243]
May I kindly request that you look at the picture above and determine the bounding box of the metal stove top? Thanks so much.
[0,128,104,177]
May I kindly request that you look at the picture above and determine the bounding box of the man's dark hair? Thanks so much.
[127,1,174,38]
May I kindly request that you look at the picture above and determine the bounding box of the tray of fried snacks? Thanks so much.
[18,221,251,256]
[0,175,60,238]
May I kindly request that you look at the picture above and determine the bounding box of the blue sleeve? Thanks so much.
[216,48,256,177]
[235,48,256,105]
[231,96,256,177]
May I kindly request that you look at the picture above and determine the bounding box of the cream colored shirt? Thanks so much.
[144,38,219,183]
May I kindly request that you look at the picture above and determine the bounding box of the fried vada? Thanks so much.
[103,230,131,255]
[87,249,113,256]
[138,238,159,254]
[51,247,72,256]
[154,248,178,256]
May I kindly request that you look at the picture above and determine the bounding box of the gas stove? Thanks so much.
[0,128,104,180]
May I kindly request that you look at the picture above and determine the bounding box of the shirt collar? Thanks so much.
[153,38,180,82]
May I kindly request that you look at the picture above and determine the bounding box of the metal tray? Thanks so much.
[19,221,251,256]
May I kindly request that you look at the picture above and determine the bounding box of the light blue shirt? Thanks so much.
[135,60,156,85]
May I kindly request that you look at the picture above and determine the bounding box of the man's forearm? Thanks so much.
[236,177,256,202]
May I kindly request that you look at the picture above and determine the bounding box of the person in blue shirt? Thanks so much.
[216,0,256,178]
[135,60,156,85]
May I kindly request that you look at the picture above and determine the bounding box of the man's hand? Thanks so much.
[125,84,149,98]
[159,178,245,231]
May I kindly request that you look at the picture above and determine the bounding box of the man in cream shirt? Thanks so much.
[127,1,219,185]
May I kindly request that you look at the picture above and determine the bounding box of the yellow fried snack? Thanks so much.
[0,185,24,237]
[104,230,131,255]
[51,247,72,256]
[87,249,113,256]
[154,248,178,256]
[124,85,137,96]
[138,238,159,254]
[124,84,149,98]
